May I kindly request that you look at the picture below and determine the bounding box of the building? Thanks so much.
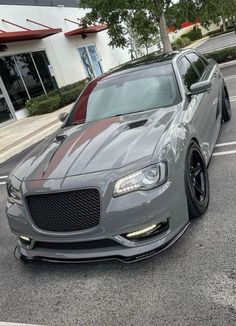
[0,0,130,127]
[168,21,219,43]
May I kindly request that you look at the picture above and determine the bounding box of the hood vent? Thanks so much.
[128,119,148,129]
[54,134,67,143]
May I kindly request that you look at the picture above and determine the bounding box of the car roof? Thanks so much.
[92,49,196,83]
[109,51,179,76]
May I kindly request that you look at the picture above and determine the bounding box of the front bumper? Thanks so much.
[7,166,189,264]
[15,222,190,264]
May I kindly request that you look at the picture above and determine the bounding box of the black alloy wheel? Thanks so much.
[185,141,209,219]
[222,85,231,122]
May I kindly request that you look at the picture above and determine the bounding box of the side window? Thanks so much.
[186,53,207,78]
[178,56,199,91]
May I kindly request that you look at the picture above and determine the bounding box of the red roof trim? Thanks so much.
[0,28,62,43]
[65,24,107,37]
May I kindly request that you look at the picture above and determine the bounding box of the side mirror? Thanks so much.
[58,112,68,122]
[207,58,216,65]
[190,80,212,95]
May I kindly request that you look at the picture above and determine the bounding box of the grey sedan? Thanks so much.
[6,49,231,263]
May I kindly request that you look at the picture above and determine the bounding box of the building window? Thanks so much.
[0,50,57,111]
[14,53,45,98]
[0,56,29,111]
[32,51,57,92]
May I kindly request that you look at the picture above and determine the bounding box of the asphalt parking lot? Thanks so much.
[0,67,236,326]
[196,32,236,53]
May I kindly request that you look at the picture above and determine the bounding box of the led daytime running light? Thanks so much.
[126,224,157,238]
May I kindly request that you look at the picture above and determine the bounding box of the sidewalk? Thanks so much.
[184,36,209,49]
[0,103,73,164]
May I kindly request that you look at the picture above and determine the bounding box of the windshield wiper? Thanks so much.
[114,108,158,117]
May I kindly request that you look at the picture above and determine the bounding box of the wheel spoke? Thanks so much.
[193,163,201,178]
[194,181,204,196]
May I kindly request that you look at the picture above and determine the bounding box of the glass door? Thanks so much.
[78,44,103,78]
[87,45,103,76]
[0,77,16,126]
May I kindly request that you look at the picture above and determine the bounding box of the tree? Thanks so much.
[166,0,236,32]
[198,0,236,32]
[131,15,161,55]
[80,0,173,53]
[166,0,198,29]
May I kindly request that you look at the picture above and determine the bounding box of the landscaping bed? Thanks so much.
[205,47,236,64]
[26,78,89,116]
[25,46,236,117]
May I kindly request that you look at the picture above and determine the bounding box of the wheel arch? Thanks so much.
[190,137,200,147]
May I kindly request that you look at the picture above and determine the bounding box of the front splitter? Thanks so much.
[14,223,190,264]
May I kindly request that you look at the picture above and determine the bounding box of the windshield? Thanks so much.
[65,64,181,126]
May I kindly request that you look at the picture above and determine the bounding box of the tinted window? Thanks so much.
[0,56,29,111]
[178,56,199,91]
[15,53,44,98]
[32,51,57,92]
[0,51,58,111]
[186,53,207,77]
[66,64,181,126]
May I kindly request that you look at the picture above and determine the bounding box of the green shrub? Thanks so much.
[181,26,202,41]
[208,28,234,38]
[25,78,89,116]
[227,25,234,31]
[205,47,236,63]
[181,37,192,47]
[26,95,61,116]
[171,39,181,50]
[207,29,222,37]
[60,79,89,92]
[61,86,84,106]
[171,37,191,50]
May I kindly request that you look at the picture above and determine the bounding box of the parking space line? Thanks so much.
[213,149,236,156]
[215,141,236,147]
[0,176,7,179]
[0,322,44,326]
[0,182,6,185]
[225,75,236,81]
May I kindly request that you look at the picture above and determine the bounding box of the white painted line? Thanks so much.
[0,322,44,326]
[215,141,236,148]
[0,182,6,185]
[0,176,7,179]
[225,75,236,81]
[213,149,236,156]
[220,59,236,68]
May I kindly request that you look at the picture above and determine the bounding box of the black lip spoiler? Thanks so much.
[14,223,190,265]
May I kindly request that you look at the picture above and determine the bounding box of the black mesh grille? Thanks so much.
[34,239,120,250]
[26,189,100,232]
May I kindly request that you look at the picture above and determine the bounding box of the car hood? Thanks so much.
[13,106,178,181]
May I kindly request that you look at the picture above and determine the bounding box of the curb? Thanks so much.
[184,36,209,50]
[219,60,236,68]
[0,103,73,164]
[208,31,234,40]
[0,121,60,164]
[0,119,58,155]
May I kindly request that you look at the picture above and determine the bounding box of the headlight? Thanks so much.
[113,162,168,197]
[7,181,22,204]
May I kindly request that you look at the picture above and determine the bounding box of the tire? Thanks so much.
[185,141,210,219]
[222,84,231,122]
